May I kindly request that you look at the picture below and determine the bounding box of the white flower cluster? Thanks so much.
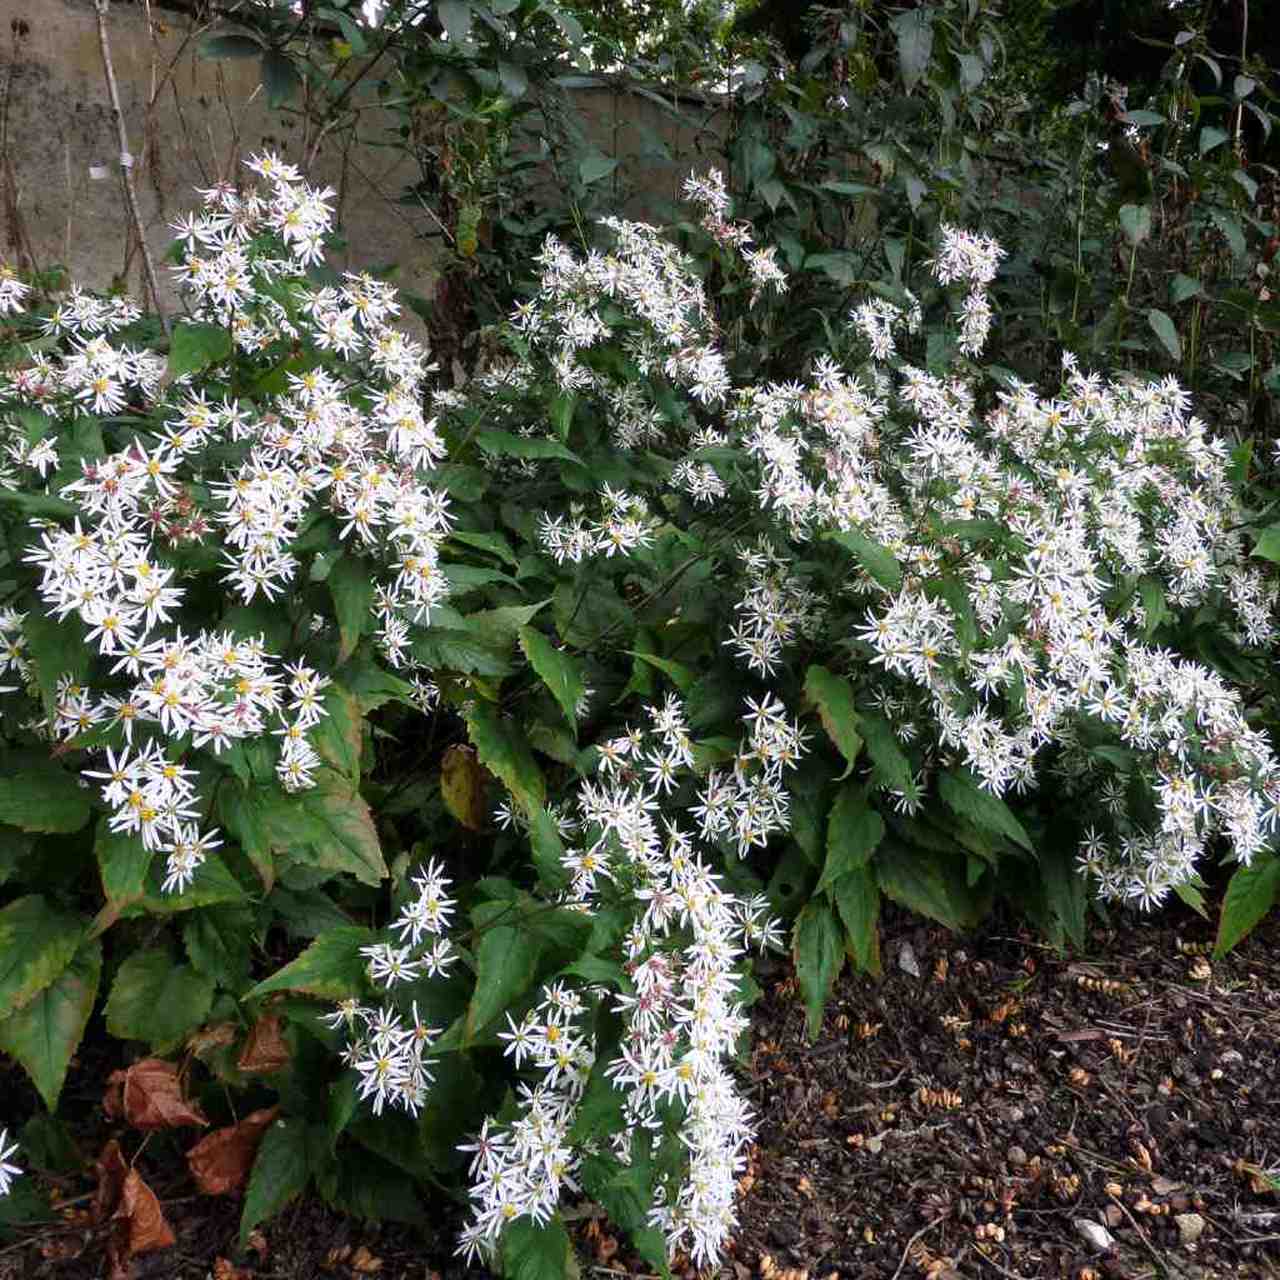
[1,155,453,892]
[327,859,457,1116]
[850,293,922,362]
[0,1128,20,1199]
[682,169,788,303]
[536,484,653,563]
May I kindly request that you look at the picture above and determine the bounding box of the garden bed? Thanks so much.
[5,902,1278,1280]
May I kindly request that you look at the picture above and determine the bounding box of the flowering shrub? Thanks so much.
[2,153,1280,1270]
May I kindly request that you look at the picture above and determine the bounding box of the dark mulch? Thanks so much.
[3,902,1279,1280]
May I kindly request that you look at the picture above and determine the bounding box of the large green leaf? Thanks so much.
[246,926,374,1000]
[328,554,376,664]
[476,428,580,464]
[876,840,987,931]
[1215,853,1280,957]
[826,528,903,592]
[240,1116,311,1247]
[890,7,934,93]
[21,611,90,719]
[465,914,543,1043]
[0,937,101,1109]
[803,666,863,779]
[831,865,881,975]
[858,713,913,794]
[168,321,232,378]
[465,702,545,816]
[937,770,1032,852]
[502,1216,573,1280]
[792,899,843,1040]
[0,895,84,1015]
[819,785,884,894]
[0,758,91,834]
[520,627,585,731]
[104,949,215,1051]
[409,627,516,676]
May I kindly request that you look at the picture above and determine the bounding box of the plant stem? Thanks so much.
[94,0,170,336]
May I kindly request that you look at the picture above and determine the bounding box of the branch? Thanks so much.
[94,0,170,336]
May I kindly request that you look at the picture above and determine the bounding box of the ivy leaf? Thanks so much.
[104,950,215,1051]
[0,758,91,834]
[239,1117,311,1247]
[502,1215,573,1280]
[327,554,376,664]
[819,785,884,894]
[831,865,881,975]
[803,666,863,779]
[1215,852,1280,957]
[0,937,101,1110]
[792,899,843,1040]
[246,926,374,1001]
[937,770,1032,852]
[465,702,545,816]
[825,528,903,592]
[168,322,232,379]
[0,895,84,1015]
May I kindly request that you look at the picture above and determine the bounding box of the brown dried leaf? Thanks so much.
[187,1107,280,1196]
[213,1260,252,1280]
[93,1140,176,1280]
[440,744,489,830]
[187,1022,239,1058]
[350,1245,384,1273]
[104,1059,209,1131]
[236,1015,291,1075]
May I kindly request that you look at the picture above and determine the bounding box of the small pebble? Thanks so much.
[898,941,921,977]
[1074,1219,1115,1252]
[1007,1146,1027,1168]
[1175,1213,1206,1246]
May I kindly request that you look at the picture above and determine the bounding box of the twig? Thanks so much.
[971,1245,1034,1280]
[889,1217,945,1280]
[93,0,169,335]
[1107,1190,1169,1273]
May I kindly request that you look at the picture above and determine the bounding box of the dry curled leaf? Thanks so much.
[187,1107,280,1196]
[350,1245,384,1273]
[187,1022,239,1058]
[440,743,489,830]
[236,1014,291,1075]
[213,1260,252,1280]
[104,1058,208,1131]
[93,1139,176,1280]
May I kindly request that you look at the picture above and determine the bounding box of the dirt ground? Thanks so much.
[3,900,1278,1280]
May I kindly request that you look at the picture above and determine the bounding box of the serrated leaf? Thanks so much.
[1215,852,1280,957]
[520,627,584,732]
[239,1117,311,1247]
[104,950,215,1051]
[410,628,516,676]
[184,906,256,992]
[876,840,986,931]
[820,785,884,894]
[1251,524,1280,564]
[0,759,91,834]
[246,926,374,1000]
[625,650,695,695]
[21,610,90,719]
[803,666,863,780]
[858,712,913,794]
[1147,308,1181,361]
[168,322,232,378]
[937,770,1031,852]
[793,899,842,1040]
[0,895,84,1016]
[466,922,542,1043]
[826,528,903,592]
[476,428,580,463]
[0,937,100,1109]
[441,744,488,830]
[831,865,881,975]
[327,554,376,664]
[465,702,545,816]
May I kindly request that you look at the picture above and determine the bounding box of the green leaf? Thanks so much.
[104,949,215,1051]
[1147,309,1181,361]
[410,628,516,676]
[1198,125,1229,155]
[826,528,903,592]
[466,921,542,1043]
[579,152,619,185]
[498,59,529,98]
[793,899,843,1040]
[475,429,580,463]
[626,651,696,694]
[261,49,300,107]
[1118,203,1152,246]
[1251,524,1280,563]
[831,866,881,975]
[1215,853,1280,957]
[184,906,256,992]
[803,666,863,780]
[1138,576,1170,637]
[0,758,91,834]
[437,0,473,41]
[1040,835,1087,949]
[240,1116,311,1247]
[22,610,90,720]
[820,785,884,894]
[937,770,1032,852]
[0,937,100,1110]
[858,713,913,794]
[1118,109,1165,126]
[890,8,933,93]
[328,554,376,664]
[465,702,545,816]
[246,926,374,1000]
[876,840,986,931]
[503,1216,574,1280]
[466,601,548,641]
[168,321,232,378]
[0,895,84,1015]
[519,627,584,732]
[294,771,388,886]
[310,683,363,781]
[1170,273,1203,304]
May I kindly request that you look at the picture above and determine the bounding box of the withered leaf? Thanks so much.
[104,1058,209,1131]
[440,743,489,830]
[187,1106,279,1196]
[92,1139,176,1280]
[236,1014,290,1075]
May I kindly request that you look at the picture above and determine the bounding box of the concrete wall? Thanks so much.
[0,0,728,325]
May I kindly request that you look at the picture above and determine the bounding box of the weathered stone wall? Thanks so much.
[0,0,726,322]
